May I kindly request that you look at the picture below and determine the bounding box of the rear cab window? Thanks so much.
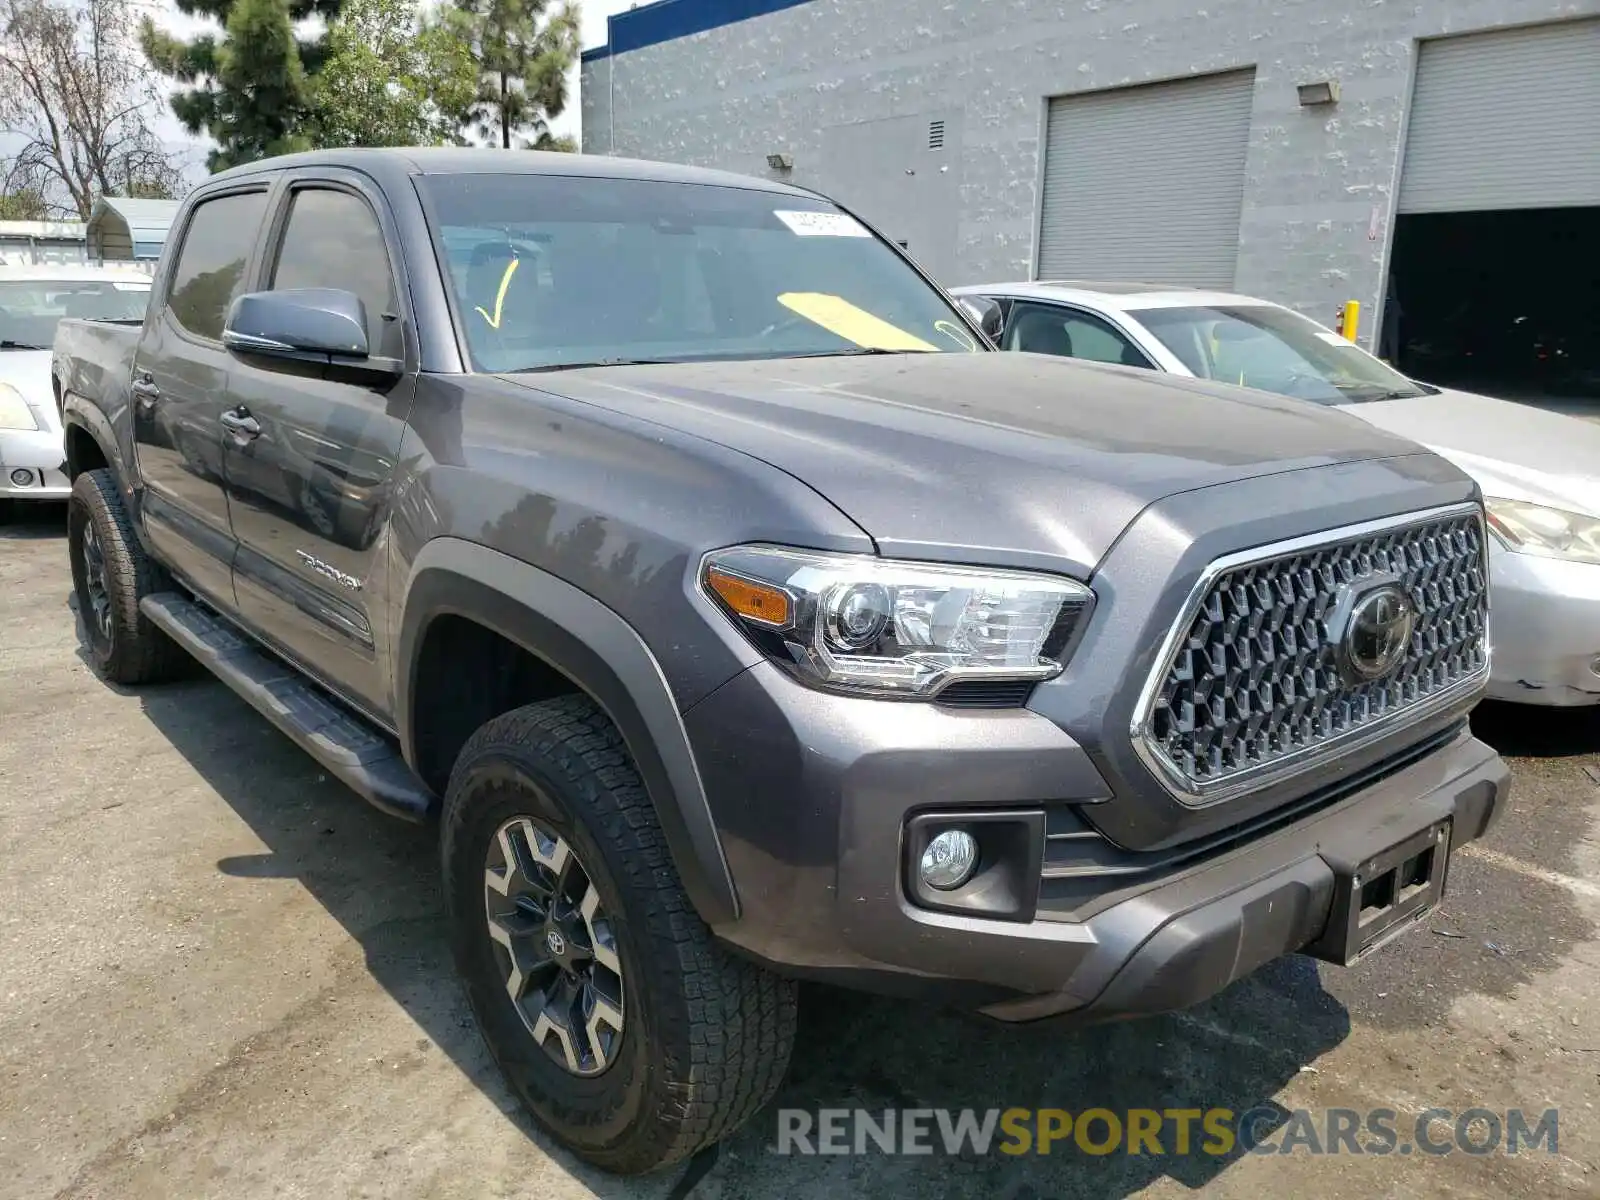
[165,190,271,341]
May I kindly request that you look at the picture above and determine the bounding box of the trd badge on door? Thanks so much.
[295,550,364,592]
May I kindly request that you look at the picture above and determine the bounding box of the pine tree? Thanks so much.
[141,0,341,171]
[448,0,579,150]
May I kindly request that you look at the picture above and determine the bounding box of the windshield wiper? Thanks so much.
[0,340,49,351]
[1331,382,1429,402]
[781,347,938,359]
[510,357,681,373]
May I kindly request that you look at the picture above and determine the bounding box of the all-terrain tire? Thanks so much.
[442,694,797,1175]
[67,468,187,685]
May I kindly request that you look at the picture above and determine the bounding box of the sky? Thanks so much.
[142,0,636,173]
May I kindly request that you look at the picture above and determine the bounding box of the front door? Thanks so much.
[130,186,272,604]
[223,176,416,720]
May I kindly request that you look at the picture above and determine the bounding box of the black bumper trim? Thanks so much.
[977,736,1506,1023]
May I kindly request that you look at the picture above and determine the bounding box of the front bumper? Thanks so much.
[1484,547,1600,706]
[0,429,70,500]
[686,662,1509,1023]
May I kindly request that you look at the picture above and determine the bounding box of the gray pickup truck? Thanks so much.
[53,148,1508,1175]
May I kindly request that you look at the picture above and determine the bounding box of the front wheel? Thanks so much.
[441,694,797,1175]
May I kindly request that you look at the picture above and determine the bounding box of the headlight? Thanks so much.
[700,545,1094,698]
[0,383,38,431]
[1485,497,1600,566]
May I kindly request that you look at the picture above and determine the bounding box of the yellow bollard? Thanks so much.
[1335,300,1360,342]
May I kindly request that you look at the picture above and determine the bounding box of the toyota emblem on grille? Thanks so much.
[1337,581,1417,682]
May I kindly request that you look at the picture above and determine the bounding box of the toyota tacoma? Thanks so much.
[52,148,1508,1175]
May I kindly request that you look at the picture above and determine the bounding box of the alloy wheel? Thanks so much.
[483,816,625,1077]
[79,519,112,641]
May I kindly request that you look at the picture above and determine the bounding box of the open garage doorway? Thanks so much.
[1385,207,1600,410]
[1387,19,1599,414]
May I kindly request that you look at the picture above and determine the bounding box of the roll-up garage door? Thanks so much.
[1036,70,1255,287]
[1398,19,1600,213]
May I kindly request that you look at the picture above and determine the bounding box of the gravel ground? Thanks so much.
[3,503,1597,1200]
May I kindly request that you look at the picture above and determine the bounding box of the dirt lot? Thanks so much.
[3,504,1598,1200]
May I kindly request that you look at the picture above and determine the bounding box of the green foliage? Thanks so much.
[0,188,48,220]
[448,0,579,150]
[141,0,341,171]
[309,0,478,148]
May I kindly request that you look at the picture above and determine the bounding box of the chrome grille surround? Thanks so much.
[1131,503,1490,807]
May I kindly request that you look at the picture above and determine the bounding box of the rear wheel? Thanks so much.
[67,469,186,684]
[442,694,797,1174]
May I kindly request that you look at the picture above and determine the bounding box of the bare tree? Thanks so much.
[0,0,184,219]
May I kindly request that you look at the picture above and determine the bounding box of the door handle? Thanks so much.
[220,407,261,441]
[131,374,160,412]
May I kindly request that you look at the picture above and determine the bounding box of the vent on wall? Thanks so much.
[928,119,945,151]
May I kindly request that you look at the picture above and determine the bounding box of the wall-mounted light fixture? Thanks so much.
[766,152,793,171]
[1296,80,1341,107]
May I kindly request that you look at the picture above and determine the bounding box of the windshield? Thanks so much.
[1131,303,1427,404]
[421,173,983,372]
[0,279,151,350]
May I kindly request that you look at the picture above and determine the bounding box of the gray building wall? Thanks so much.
[581,0,1598,349]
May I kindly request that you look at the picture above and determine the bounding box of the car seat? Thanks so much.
[1005,308,1075,357]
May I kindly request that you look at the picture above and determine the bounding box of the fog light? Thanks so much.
[1590,655,1600,679]
[919,829,978,890]
[10,468,34,487]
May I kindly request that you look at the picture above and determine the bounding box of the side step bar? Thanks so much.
[140,593,436,822]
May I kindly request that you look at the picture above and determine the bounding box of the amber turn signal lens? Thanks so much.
[706,567,791,626]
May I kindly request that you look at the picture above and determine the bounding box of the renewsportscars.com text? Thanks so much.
[773,1107,1559,1158]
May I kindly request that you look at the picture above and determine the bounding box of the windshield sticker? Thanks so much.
[776,292,938,351]
[1315,331,1353,346]
[474,258,520,329]
[773,210,871,238]
[111,281,149,291]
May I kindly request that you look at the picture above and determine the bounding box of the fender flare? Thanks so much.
[396,537,739,927]
[60,392,128,489]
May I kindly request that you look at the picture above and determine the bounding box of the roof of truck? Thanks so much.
[211,148,819,199]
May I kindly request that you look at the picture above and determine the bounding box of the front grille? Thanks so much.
[1135,505,1488,803]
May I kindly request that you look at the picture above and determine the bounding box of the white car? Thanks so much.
[953,280,1600,707]
[0,264,153,512]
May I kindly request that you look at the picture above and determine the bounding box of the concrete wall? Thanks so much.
[581,0,1598,347]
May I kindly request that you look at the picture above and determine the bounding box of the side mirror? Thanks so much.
[223,288,402,383]
[957,295,1005,346]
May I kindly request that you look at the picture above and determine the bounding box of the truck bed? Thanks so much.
[52,317,142,448]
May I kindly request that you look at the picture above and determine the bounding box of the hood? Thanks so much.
[0,349,58,434]
[1345,387,1600,517]
[510,353,1427,575]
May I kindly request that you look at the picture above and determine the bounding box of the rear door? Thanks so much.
[131,186,272,604]
[223,171,417,719]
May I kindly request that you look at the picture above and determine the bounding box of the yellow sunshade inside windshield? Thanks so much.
[776,292,938,351]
